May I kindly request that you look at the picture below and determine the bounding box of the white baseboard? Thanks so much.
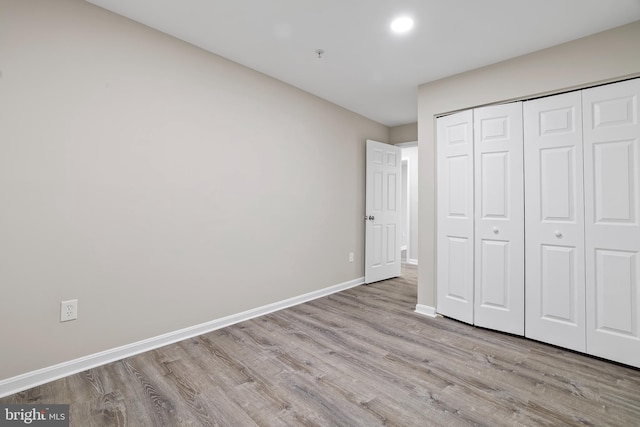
[0,276,365,398]
[414,304,437,318]
[406,259,418,266]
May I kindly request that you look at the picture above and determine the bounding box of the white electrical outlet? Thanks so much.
[60,299,78,322]
[349,252,354,262]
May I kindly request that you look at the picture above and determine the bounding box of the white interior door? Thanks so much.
[524,91,586,352]
[583,78,640,368]
[436,111,475,324]
[365,140,401,283]
[473,103,525,335]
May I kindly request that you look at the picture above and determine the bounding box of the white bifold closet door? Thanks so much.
[473,103,525,335]
[437,104,524,334]
[436,110,475,324]
[583,78,640,367]
[524,91,586,352]
[436,78,639,367]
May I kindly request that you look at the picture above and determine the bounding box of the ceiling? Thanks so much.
[85,0,640,127]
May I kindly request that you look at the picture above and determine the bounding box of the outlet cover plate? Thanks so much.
[60,299,78,322]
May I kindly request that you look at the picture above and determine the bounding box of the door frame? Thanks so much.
[397,141,418,265]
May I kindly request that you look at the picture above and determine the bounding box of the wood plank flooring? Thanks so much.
[2,264,640,426]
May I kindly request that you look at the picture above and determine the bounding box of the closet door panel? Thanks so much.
[437,110,474,324]
[473,103,524,335]
[594,249,638,334]
[479,240,509,308]
[524,92,586,352]
[584,78,640,368]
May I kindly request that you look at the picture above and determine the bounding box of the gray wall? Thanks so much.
[0,0,388,380]
[390,123,417,145]
[418,21,640,308]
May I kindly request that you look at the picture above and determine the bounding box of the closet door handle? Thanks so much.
[554,230,563,238]
[492,227,499,234]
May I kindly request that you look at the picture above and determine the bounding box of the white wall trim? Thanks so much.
[406,259,418,266]
[0,276,364,398]
[403,158,411,264]
[414,304,437,318]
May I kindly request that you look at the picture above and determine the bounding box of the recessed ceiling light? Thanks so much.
[390,16,414,34]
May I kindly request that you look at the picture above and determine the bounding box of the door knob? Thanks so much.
[554,230,562,238]
[492,227,499,234]
[369,215,375,221]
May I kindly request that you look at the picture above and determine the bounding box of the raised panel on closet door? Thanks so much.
[437,110,474,324]
[524,91,586,352]
[583,78,640,368]
[473,103,524,335]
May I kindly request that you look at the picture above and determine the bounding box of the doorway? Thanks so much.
[398,142,418,265]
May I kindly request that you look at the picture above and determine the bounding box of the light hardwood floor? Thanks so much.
[2,264,639,426]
